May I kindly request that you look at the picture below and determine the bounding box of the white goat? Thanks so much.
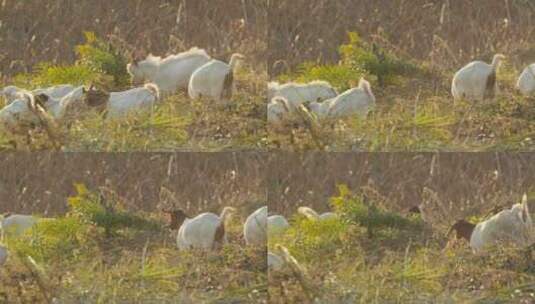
[244,206,267,246]
[269,81,337,112]
[188,53,245,103]
[310,78,375,119]
[452,54,505,102]
[127,47,211,95]
[0,92,54,137]
[0,245,7,266]
[268,251,285,271]
[1,84,75,104]
[0,214,38,237]
[517,64,535,96]
[298,207,337,221]
[176,207,235,250]
[448,194,533,252]
[84,84,160,119]
[268,215,290,235]
[41,85,87,120]
[267,96,291,125]
[107,84,160,118]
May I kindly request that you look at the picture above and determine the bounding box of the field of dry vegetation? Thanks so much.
[0,0,267,151]
[268,0,535,151]
[267,153,535,303]
[0,153,267,303]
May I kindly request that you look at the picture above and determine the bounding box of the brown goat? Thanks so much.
[447,219,476,242]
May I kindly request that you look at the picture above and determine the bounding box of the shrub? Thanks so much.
[67,183,160,237]
[7,217,95,263]
[283,62,365,92]
[276,215,347,262]
[11,32,129,90]
[279,32,420,90]
[339,32,420,87]
[12,62,99,88]
[331,184,423,238]
[75,31,130,89]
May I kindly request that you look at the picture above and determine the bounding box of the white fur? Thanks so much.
[269,80,337,112]
[452,54,505,102]
[1,85,75,104]
[297,207,336,221]
[311,78,375,119]
[268,251,284,271]
[176,207,235,250]
[0,245,7,266]
[268,215,290,235]
[44,85,86,120]
[243,206,267,246]
[33,84,75,100]
[1,214,38,236]
[267,96,291,125]
[0,92,50,135]
[469,195,533,252]
[517,64,535,96]
[188,53,244,102]
[127,47,211,95]
[106,83,160,118]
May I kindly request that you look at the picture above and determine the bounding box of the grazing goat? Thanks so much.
[176,207,236,250]
[1,84,74,104]
[43,85,87,120]
[452,54,505,102]
[268,215,290,235]
[85,84,160,119]
[0,92,56,141]
[268,81,337,112]
[127,47,211,95]
[0,214,38,237]
[310,78,375,119]
[448,194,533,252]
[244,206,267,246]
[188,53,245,103]
[517,64,535,96]
[267,96,291,125]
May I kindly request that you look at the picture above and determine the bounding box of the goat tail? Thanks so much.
[359,78,375,99]
[521,193,533,226]
[221,71,234,101]
[213,207,236,249]
[144,83,160,100]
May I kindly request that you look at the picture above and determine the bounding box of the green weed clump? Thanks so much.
[339,32,420,87]
[12,31,129,90]
[331,184,424,238]
[6,216,96,264]
[279,32,421,92]
[68,183,160,236]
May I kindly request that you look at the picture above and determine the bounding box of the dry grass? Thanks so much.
[0,153,266,215]
[0,0,267,152]
[0,153,267,303]
[0,0,266,77]
[268,0,535,76]
[267,1,535,151]
[268,153,535,303]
